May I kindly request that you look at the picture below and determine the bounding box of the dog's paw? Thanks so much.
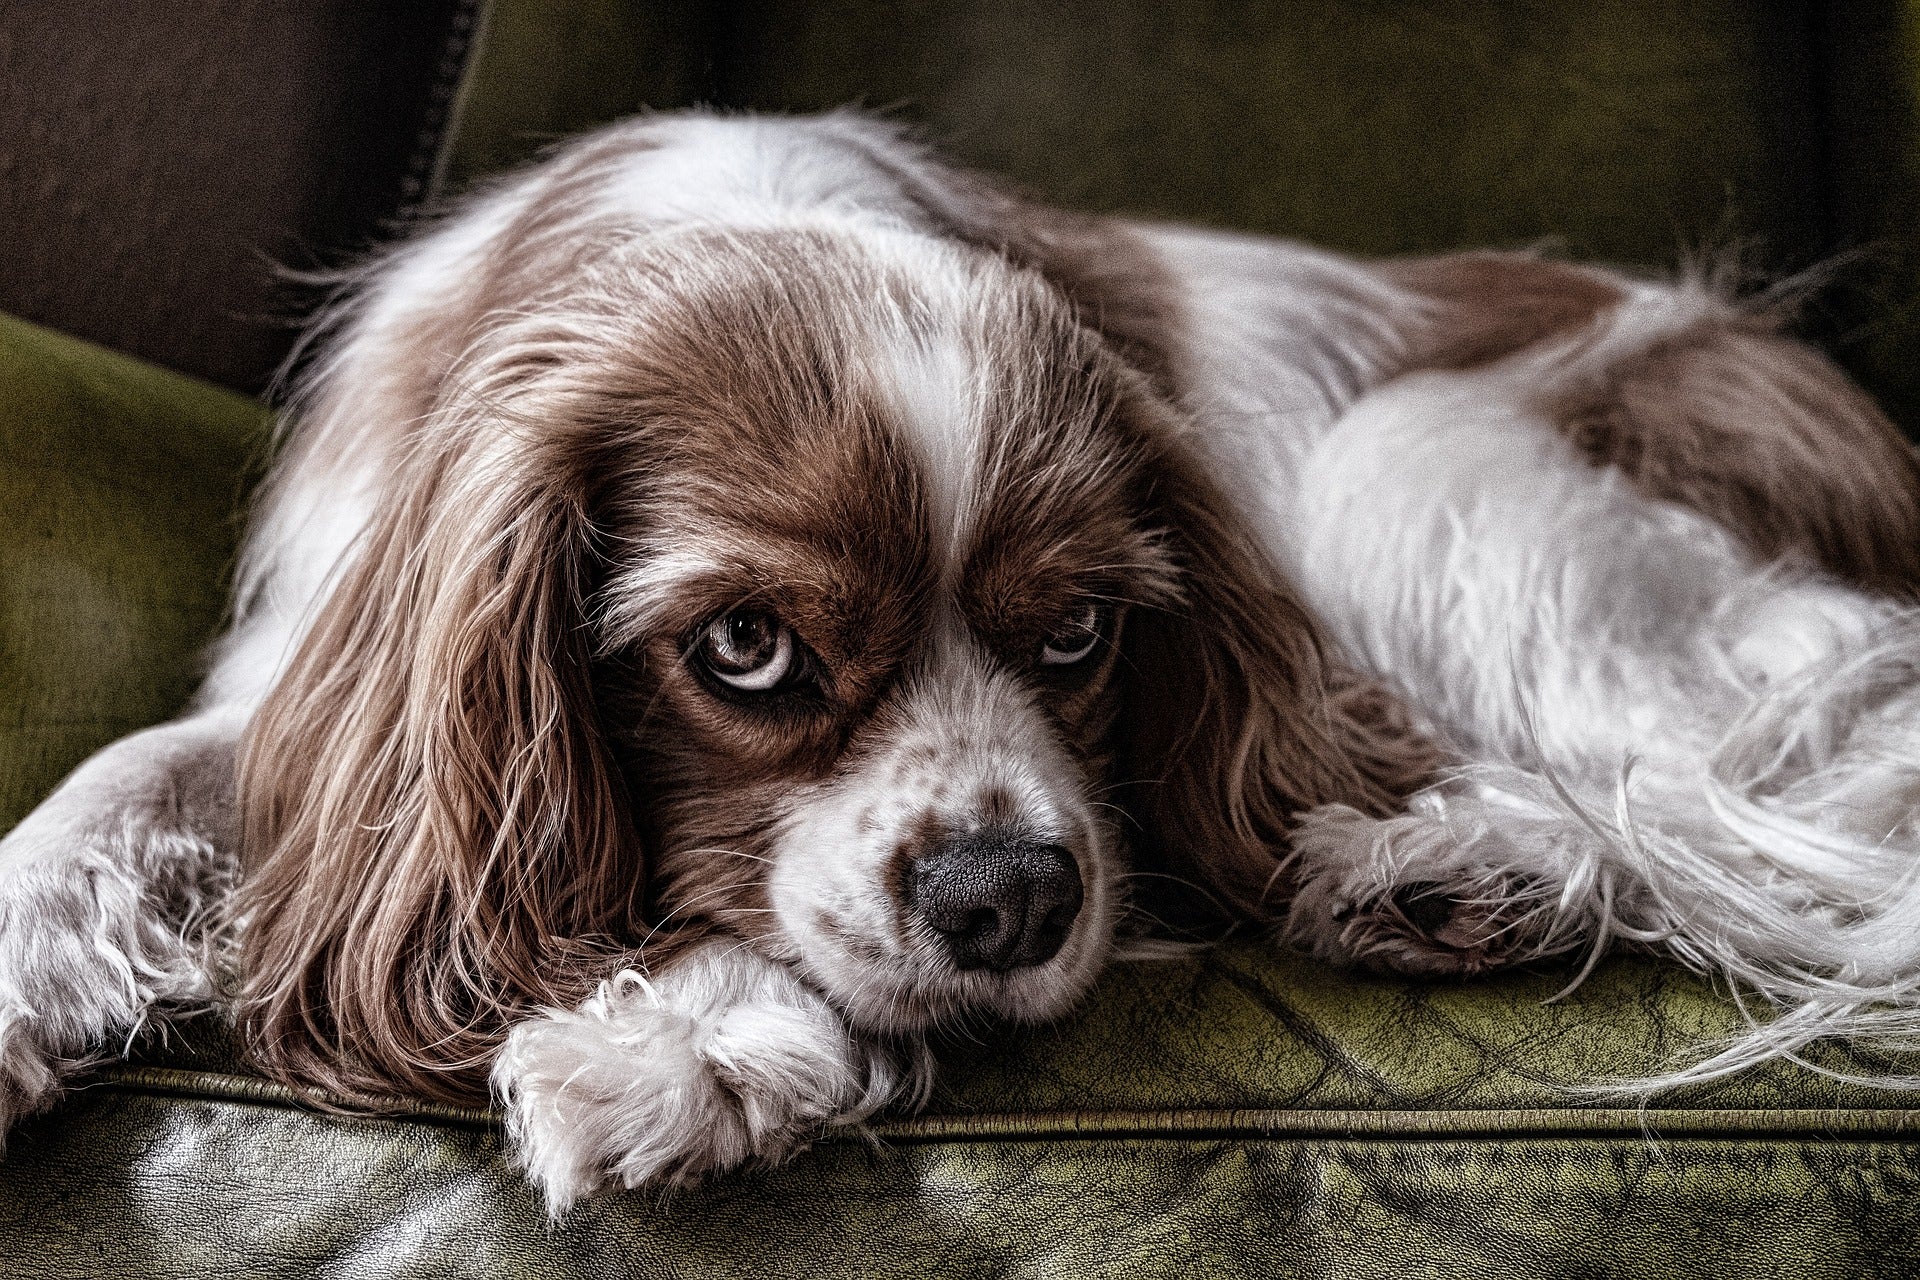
[1282,804,1553,978]
[1293,874,1541,978]
[493,945,906,1215]
[0,815,224,1146]
[0,992,65,1143]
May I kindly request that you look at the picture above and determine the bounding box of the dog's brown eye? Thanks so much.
[1039,602,1108,666]
[696,610,795,691]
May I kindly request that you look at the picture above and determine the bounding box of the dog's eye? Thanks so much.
[1039,602,1109,666]
[695,610,796,691]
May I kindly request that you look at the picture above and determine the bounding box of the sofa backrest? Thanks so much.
[445,0,1920,434]
[8,1,1915,426]
[0,0,481,394]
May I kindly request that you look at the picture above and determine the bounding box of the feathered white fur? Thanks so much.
[494,942,925,1216]
[1251,287,1920,1084]
[0,709,239,1138]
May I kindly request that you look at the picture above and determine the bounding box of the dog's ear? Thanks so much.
[235,395,639,1106]
[1112,447,1442,926]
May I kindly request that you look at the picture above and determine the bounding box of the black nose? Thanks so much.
[909,831,1084,972]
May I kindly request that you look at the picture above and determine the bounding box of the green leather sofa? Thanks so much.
[5,2,1920,1274]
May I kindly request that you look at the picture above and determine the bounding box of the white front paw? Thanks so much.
[0,826,222,1142]
[493,947,906,1215]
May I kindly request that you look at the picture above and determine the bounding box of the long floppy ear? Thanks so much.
[1113,450,1443,925]
[234,404,639,1107]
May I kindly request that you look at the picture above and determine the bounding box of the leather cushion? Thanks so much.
[7,940,1920,1277]
[7,1090,1920,1277]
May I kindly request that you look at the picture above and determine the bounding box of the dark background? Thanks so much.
[3,0,1915,428]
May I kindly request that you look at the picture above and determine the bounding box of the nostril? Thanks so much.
[1033,903,1075,951]
[960,907,1000,944]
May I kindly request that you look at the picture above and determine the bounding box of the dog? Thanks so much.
[5,109,1920,1214]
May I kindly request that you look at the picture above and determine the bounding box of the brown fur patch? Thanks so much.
[236,413,644,1105]
[1381,250,1625,372]
[1555,315,1920,595]
[1385,250,1920,594]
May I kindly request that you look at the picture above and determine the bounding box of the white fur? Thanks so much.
[0,706,241,1138]
[866,283,994,571]
[1238,292,1920,1084]
[764,621,1117,1032]
[493,941,922,1216]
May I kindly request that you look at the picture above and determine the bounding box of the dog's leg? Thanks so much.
[0,701,246,1137]
[493,940,922,1216]
[1273,292,1920,997]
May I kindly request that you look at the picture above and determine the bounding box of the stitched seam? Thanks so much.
[406,0,488,209]
[81,1066,1920,1142]
[858,1107,1920,1144]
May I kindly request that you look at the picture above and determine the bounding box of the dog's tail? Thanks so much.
[1502,605,1920,1091]
[1466,282,1920,1088]
[1289,263,1920,1090]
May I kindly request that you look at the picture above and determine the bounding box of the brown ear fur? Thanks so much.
[1114,448,1443,925]
[235,417,639,1107]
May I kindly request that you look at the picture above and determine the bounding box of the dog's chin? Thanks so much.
[783,911,1118,1036]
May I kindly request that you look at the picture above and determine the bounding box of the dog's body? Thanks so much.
[6,111,1920,1213]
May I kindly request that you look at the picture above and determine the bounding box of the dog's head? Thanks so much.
[235,146,1427,1104]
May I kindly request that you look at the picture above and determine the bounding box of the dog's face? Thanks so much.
[585,225,1181,1030]
[239,209,1416,1104]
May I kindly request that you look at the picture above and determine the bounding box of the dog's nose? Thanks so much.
[909,830,1083,971]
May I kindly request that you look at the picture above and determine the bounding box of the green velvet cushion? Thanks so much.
[0,313,266,836]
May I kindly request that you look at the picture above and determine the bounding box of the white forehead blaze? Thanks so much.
[864,286,991,586]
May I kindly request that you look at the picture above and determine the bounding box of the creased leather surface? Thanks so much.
[0,940,1905,1276]
[5,1088,1920,1278]
[921,942,1919,1115]
[109,942,1920,1117]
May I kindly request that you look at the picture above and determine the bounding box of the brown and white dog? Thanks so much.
[5,110,1920,1213]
